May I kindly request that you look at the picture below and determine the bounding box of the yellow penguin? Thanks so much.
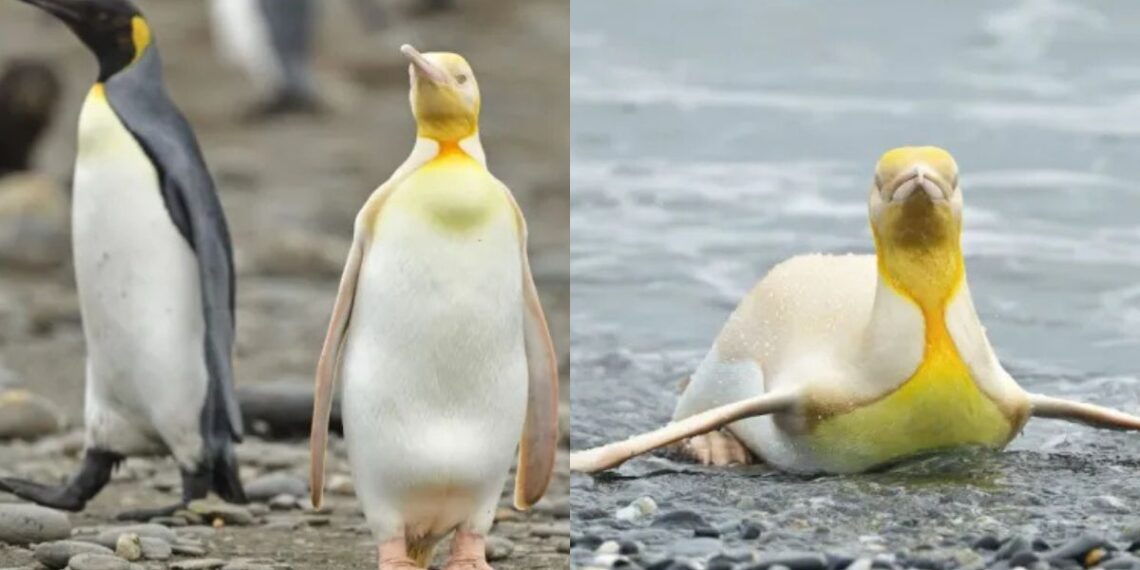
[571,146,1140,474]
[309,45,559,570]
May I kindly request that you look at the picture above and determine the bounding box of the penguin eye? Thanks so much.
[456,74,468,85]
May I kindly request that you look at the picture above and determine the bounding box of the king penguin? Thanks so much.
[1,0,247,518]
[309,45,560,570]
[571,146,1140,475]
[209,0,320,117]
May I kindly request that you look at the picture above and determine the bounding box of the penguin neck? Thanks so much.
[866,226,967,358]
[394,133,487,179]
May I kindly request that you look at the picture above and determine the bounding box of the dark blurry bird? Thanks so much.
[0,59,61,178]
[210,0,322,118]
[0,59,69,269]
[1,0,246,519]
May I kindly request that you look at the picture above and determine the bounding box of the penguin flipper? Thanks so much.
[569,390,799,474]
[1029,393,1140,430]
[309,232,365,509]
[505,196,560,510]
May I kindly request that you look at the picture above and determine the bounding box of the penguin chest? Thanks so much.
[806,328,1014,472]
[340,155,526,502]
[70,86,208,447]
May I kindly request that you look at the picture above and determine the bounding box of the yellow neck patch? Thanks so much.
[379,147,508,234]
[806,202,1014,472]
[131,17,151,64]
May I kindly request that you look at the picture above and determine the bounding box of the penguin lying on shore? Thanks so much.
[309,45,560,570]
[571,147,1140,475]
[1,0,247,519]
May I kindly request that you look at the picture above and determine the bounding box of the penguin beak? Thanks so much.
[16,0,85,24]
[887,166,950,203]
[401,44,450,86]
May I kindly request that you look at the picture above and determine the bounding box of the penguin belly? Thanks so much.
[71,87,208,467]
[340,170,526,542]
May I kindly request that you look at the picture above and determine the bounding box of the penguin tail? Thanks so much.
[209,438,247,504]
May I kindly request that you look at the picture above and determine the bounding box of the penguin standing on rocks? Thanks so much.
[1,0,247,519]
[209,0,321,117]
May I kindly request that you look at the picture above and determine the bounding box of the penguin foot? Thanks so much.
[378,538,427,570]
[114,502,184,522]
[678,429,755,466]
[0,477,86,511]
[0,448,119,511]
[443,530,492,570]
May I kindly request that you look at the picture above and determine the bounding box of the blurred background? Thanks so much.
[572,0,1140,565]
[0,0,568,567]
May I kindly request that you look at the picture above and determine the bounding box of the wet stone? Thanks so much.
[34,540,114,569]
[650,510,709,530]
[66,553,131,570]
[670,537,722,559]
[615,497,658,523]
[693,526,720,538]
[996,536,1031,560]
[1045,534,1112,563]
[1091,495,1129,514]
[0,504,71,545]
[972,535,1001,551]
[1008,551,1040,567]
[744,552,828,570]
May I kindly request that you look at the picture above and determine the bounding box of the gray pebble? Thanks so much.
[486,536,514,561]
[243,473,308,503]
[0,389,65,440]
[34,540,113,569]
[139,537,172,561]
[89,524,176,548]
[186,500,255,526]
[66,553,130,570]
[1092,495,1129,514]
[114,534,142,561]
[169,560,227,570]
[651,510,709,530]
[670,537,722,559]
[745,551,827,570]
[267,494,298,511]
[615,497,657,522]
[0,504,71,545]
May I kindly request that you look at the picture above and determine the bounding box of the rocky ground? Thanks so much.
[0,0,569,568]
[0,434,570,569]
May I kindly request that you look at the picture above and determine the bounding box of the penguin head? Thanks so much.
[17,0,151,82]
[868,146,962,252]
[0,59,62,175]
[402,44,481,142]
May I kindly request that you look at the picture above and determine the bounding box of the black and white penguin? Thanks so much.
[2,0,246,519]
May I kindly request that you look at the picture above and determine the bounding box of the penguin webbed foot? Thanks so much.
[674,429,755,466]
[0,476,87,512]
[0,448,120,512]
